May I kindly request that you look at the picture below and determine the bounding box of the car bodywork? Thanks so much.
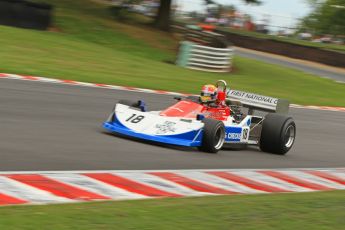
[103,82,291,152]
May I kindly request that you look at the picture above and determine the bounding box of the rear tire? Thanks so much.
[198,118,225,153]
[260,113,296,155]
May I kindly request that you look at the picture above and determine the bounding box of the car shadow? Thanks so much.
[99,129,267,155]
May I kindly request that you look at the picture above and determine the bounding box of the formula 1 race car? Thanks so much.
[103,80,296,154]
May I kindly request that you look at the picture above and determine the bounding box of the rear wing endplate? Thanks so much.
[227,90,290,114]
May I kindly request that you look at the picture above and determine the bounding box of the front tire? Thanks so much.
[198,118,226,153]
[260,113,296,155]
[118,100,141,108]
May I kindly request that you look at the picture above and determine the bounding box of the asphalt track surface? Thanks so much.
[235,48,345,83]
[1,78,344,171]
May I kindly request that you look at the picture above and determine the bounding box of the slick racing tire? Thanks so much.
[198,118,226,154]
[118,100,141,109]
[260,113,296,155]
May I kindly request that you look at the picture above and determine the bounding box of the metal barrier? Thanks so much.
[176,41,233,72]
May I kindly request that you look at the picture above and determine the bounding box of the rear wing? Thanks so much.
[227,90,290,114]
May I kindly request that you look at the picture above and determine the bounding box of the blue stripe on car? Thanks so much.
[103,115,203,147]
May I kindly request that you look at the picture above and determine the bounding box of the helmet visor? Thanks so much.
[200,95,212,102]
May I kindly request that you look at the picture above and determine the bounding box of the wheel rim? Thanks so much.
[214,126,225,150]
[284,124,295,148]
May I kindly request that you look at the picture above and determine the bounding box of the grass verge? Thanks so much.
[0,0,344,106]
[0,191,344,230]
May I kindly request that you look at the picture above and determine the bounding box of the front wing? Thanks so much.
[103,104,204,147]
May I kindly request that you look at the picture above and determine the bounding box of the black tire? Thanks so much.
[198,118,226,153]
[260,113,296,155]
[118,100,141,109]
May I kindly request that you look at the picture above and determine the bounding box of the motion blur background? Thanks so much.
[0,1,344,229]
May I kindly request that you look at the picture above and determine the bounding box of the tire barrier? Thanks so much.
[217,29,345,68]
[0,0,52,30]
[174,22,345,68]
[176,41,233,72]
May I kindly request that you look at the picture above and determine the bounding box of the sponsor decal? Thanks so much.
[242,128,249,140]
[228,90,278,105]
[180,119,192,123]
[227,133,241,140]
[155,121,177,134]
[246,118,251,126]
[203,111,226,118]
[225,127,242,141]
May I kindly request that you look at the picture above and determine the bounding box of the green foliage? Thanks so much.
[243,0,261,3]
[301,0,345,35]
[109,6,130,21]
[205,0,261,7]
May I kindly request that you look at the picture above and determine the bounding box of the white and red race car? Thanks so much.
[103,80,296,154]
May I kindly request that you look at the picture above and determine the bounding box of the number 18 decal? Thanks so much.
[126,114,145,123]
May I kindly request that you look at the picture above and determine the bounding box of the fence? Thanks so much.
[176,41,233,72]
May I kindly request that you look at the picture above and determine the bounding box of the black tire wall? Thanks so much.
[0,0,52,30]
[217,29,345,68]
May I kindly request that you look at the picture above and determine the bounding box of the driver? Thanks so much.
[200,84,218,104]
